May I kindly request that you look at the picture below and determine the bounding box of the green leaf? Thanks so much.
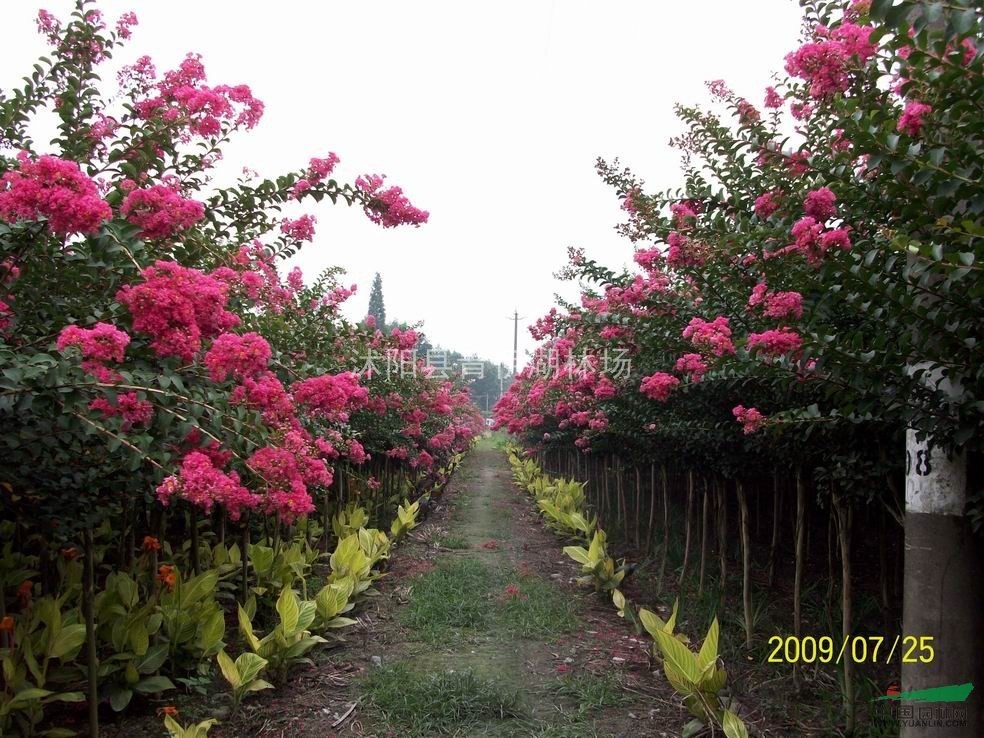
[722,709,749,738]
[276,587,300,635]
[180,570,218,608]
[136,643,168,674]
[562,546,590,565]
[108,686,133,713]
[216,649,241,689]
[697,618,719,671]
[48,624,87,660]
[235,652,268,685]
[133,675,175,694]
[238,604,261,652]
[655,629,700,686]
[245,679,274,693]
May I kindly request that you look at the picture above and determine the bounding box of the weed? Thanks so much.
[402,558,497,641]
[435,534,470,550]
[361,662,523,737]
[500,576,579,639]
[551,672,628,715]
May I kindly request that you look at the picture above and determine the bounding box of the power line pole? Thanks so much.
[510,309,525,377]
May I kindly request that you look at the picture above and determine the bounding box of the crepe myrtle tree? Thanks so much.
[0,6,463,733]
[498,0,982,733]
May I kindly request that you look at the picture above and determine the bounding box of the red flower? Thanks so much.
[156,565,177,591]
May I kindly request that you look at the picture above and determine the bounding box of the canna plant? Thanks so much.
[649,617,747,738]
[215,649,272,714]
[94,572,174,712]
[0,596,86,738]
[248,540,321,601]
[563,530,625,592]
[356,527,391,568]
[157,568,226,672]
[313,576,359,631]
[389,498,423,541]
[327,533,377,596]
[332,503,370,541]
[163,713,218,738]
[236,587,326,684]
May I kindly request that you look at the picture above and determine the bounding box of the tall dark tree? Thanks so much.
[367,272,386,329]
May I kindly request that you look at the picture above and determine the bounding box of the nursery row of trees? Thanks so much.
[495,1,983,735]
[0,3,483,736]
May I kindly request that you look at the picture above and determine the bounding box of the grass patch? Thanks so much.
[500,576,579,638]
[403,559,580,643]
[403,557,497,641]
[361,662,523,737]
[435,534,470,550]
[551,672,628,715]
[527,721,600,738]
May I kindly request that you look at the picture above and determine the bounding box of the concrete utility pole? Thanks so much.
[509,309,524,377]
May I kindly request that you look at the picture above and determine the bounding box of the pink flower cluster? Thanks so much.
[115,11,138,39]
[753,190,781,219]
[683,316,735,357]
[666,232,706,268]
[291,372,369,422]
[248,431,332,522]
[732,405,766,434]
[784,217,852,265]
[640,372,679,402]
[803,187,837,222]
[0,153,111,236]
[356,174,429,228]
[213,242,300,314]
[747,328,803,357]
[308,154,340,182]
[784,22,877,99]
[56,322,130,381]
[674,353,708,382]
[116,260,239,361]
[89,391,153,428]
[120,184,204,239]
[897,101,931,136]
[203,331,271,382]
[134,53,264,137]
[281,214,316,241]
[231,372,294,424]
[747,283,804,319]
[157,451,259,521]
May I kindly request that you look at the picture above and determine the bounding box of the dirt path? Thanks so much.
[326,440,672,738]
[192,440,676,738]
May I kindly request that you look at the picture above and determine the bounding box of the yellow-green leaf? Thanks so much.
[697,617,719,671]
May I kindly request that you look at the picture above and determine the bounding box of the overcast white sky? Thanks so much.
[2,1,804,368]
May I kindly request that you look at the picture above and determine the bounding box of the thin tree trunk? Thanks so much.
[717,480,727,590]
[634,467,642,549]
[699,479,709,594]
[738,480,753,649]
[793,468,806,690]
[83,527,99,738]
[645,463,656,556]
[679,471,695,587]
[657,465,669,592]
[767,471,781,587]
[240,520,250,603]
[826,512,835,614]
[618,462,628,538]
[832,491,854,735]
[190,507,200,575]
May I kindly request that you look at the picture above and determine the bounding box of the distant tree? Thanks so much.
[367,272,386,328]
